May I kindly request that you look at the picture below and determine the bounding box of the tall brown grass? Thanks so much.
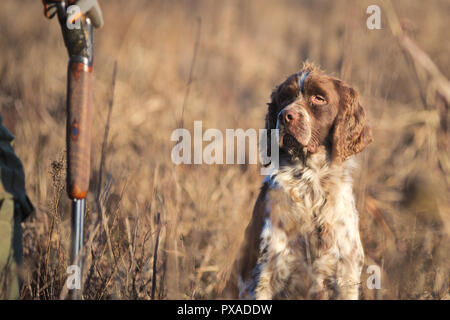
[0,0,448,299]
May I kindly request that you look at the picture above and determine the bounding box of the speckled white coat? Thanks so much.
[239,148,364,300]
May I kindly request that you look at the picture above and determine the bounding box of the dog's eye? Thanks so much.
[312,95,327,105]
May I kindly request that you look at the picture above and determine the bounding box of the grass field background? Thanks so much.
[0,0,448,299]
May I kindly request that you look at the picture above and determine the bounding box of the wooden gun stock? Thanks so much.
[66,60,92,200]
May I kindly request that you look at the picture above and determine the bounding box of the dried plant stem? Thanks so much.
[384,0,450,104]
[96,61,118,260]
[151,212,162,300]
[178,17,202,130]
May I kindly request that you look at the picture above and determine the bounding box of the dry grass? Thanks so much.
[0,0,448,299]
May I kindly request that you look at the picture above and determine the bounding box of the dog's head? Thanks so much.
[265,63,372,164]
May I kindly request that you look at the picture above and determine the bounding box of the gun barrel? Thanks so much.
[72,198,85,261]
[70,198,85,299]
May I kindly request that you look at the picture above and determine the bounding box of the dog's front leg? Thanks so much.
[255,265,274,299]
[255,254,293,299]
[254,225,293,300]
[336,253,363,299]
[336,238,364,300]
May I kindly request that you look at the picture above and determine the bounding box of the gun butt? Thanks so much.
[66,58,92,200]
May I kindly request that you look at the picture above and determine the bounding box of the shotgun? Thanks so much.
[43,0,103,299]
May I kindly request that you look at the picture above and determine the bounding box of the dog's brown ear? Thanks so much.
[264,95,278,160]
[264,75,300,160]
[331,84,372,164]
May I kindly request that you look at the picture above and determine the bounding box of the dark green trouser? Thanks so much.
[0,116,33,299]
[0,194,23,299]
